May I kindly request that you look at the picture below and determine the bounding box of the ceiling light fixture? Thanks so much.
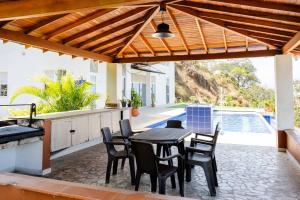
[152,2,175,38]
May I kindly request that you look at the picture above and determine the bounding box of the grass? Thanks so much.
[167,103,188,108]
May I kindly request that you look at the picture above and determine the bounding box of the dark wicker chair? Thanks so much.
[101,127,135,185]
[132,140,184,197]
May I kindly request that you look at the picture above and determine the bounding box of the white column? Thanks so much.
[145,72,151,106]
[274,54,294,130]
[125,64,132,99]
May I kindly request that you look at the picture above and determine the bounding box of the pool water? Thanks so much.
[146,111,272,134]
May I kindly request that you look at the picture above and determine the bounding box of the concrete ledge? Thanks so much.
[0,173,194,200]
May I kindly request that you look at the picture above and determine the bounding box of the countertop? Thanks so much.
[11,107,130,120]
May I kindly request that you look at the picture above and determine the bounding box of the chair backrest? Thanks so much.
[101,127,116,155]
[119,119,133,138]
[132,141,158,175]
[212,123,220,152]
[165,120,184,129]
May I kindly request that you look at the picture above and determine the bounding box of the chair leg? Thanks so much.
[150,174,157,192]
[158,178,166,195]
[171,175,176,189]
[135,170,141,191]
[186,164,192,182]
[177,171,184,197]
[113,159,119,175]
[203,162,216,196]
[212,156,218,172]
[129,157,136,185]
[211,157,218,187]
[106,159,113,184]
[121,158,126,169]
[156,144,162,157]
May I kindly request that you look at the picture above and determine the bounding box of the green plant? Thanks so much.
[131,89,142,109]
[10,74,100,114]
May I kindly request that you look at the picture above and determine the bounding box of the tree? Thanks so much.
[10,74,99,113]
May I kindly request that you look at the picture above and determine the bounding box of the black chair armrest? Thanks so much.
[186,146,212,155]
[156,153,183,162]
[191,138,213,146]
[195,132,214,138]
[105,141,129,146]
[112,135,127,140]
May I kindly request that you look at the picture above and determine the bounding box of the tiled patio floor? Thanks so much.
[48,143,300,200]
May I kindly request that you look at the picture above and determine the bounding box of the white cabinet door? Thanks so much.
[71,116,89,146]
[100,112,112,130]
[51,118,72,152]
[111,111,121,133]
[88,114,102,141]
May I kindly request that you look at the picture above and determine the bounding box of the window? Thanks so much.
[90,61,98,73]
[45,69,66,81]
[166,78,170,104]
[0,72,8,97]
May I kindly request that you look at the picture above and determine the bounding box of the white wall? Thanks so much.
[0,41,107,117]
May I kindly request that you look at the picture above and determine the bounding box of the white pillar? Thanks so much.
[125,64,132,99]
[145,72,151,106]
[106,63,122,103]
[275,54,294,130]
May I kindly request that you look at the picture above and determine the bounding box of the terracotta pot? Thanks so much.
[131,108,140,117]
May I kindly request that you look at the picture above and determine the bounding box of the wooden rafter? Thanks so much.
[129,45,139,56]
[64,7,150,45]
[166,8,189,54]
[222,29,227,52]
[208,0,300,13]
[150,20,172,55]
[44,9,115,40]
[283,31,300,54]
[83,17,145,50]
[195,19,208,53]
[114,49,282,63]
[238,31,289,43]
[139,34,155,56]
[89,30,135,52]
[174,1,300,25]
[168,5,299,32]
[98,42,126,54]
[117,7,160,56]
[169,5,277,49]
[0,28,112,62]
[24,14,69,34]
[0,20,12,28]
[0,0,154,20]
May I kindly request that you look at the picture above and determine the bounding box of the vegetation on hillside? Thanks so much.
[10,74,99,115]
[175,59,275,111]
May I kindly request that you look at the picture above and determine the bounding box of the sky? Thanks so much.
[250,57,300,89]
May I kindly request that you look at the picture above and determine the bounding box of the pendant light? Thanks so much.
[152,3,175,38]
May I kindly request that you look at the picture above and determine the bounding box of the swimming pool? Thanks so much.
[146,110,272,134]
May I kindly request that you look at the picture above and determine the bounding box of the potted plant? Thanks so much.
[127,99,132,107]
[120,98,127,108]
[131,89,141,117]
[151,93,156,107]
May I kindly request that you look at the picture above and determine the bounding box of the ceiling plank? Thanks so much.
[139,34,155,56]
[24,14,69,35]
[168,5,299,32]
[169,5,277,48]
[98,42,126,54]
[117,7,160,56]
[166,8,189,54]
[283,31,300,54]
[0,28,112,62]
[129,45,139,56]
[195,19,208,53]
[78,16,145,49]
[222,29,227,52]
[175,1,300,25]
[208,0,300,14]
[0,0,154,20]
[0,20,12,28]
[89,30,135,52]
[150,20,172,55]
[44,9,115,40]
[114,49,282,63]
[64,7,149,45]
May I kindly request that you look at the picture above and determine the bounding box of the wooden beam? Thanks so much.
[174,1,300,25]
[208,0,300,14]
[169,5,277,48]
[0,0,154,20]
[166,8,189,54]
[237,30,289,43]
[0,20,12,28]
[139,34,155,56]
[117,7,160,56]
[64,7,149,45]
[44,9,115,40]
[98,42,126,54]
[168,5,299,32]
[89,30,135,52]
[24,14,68,34]
[246,38,248,51]
[150,20,172,55]
[0,29,112,62]
[77,16,145,49]
[283,31,300,54]
[115,49,282,63]
[129,45,139,56]
[222,29,227,52]
[195,19,208,53]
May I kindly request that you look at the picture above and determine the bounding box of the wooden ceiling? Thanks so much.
[0,0,299,63]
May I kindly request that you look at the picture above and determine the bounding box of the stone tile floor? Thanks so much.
[48,143,300,200]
